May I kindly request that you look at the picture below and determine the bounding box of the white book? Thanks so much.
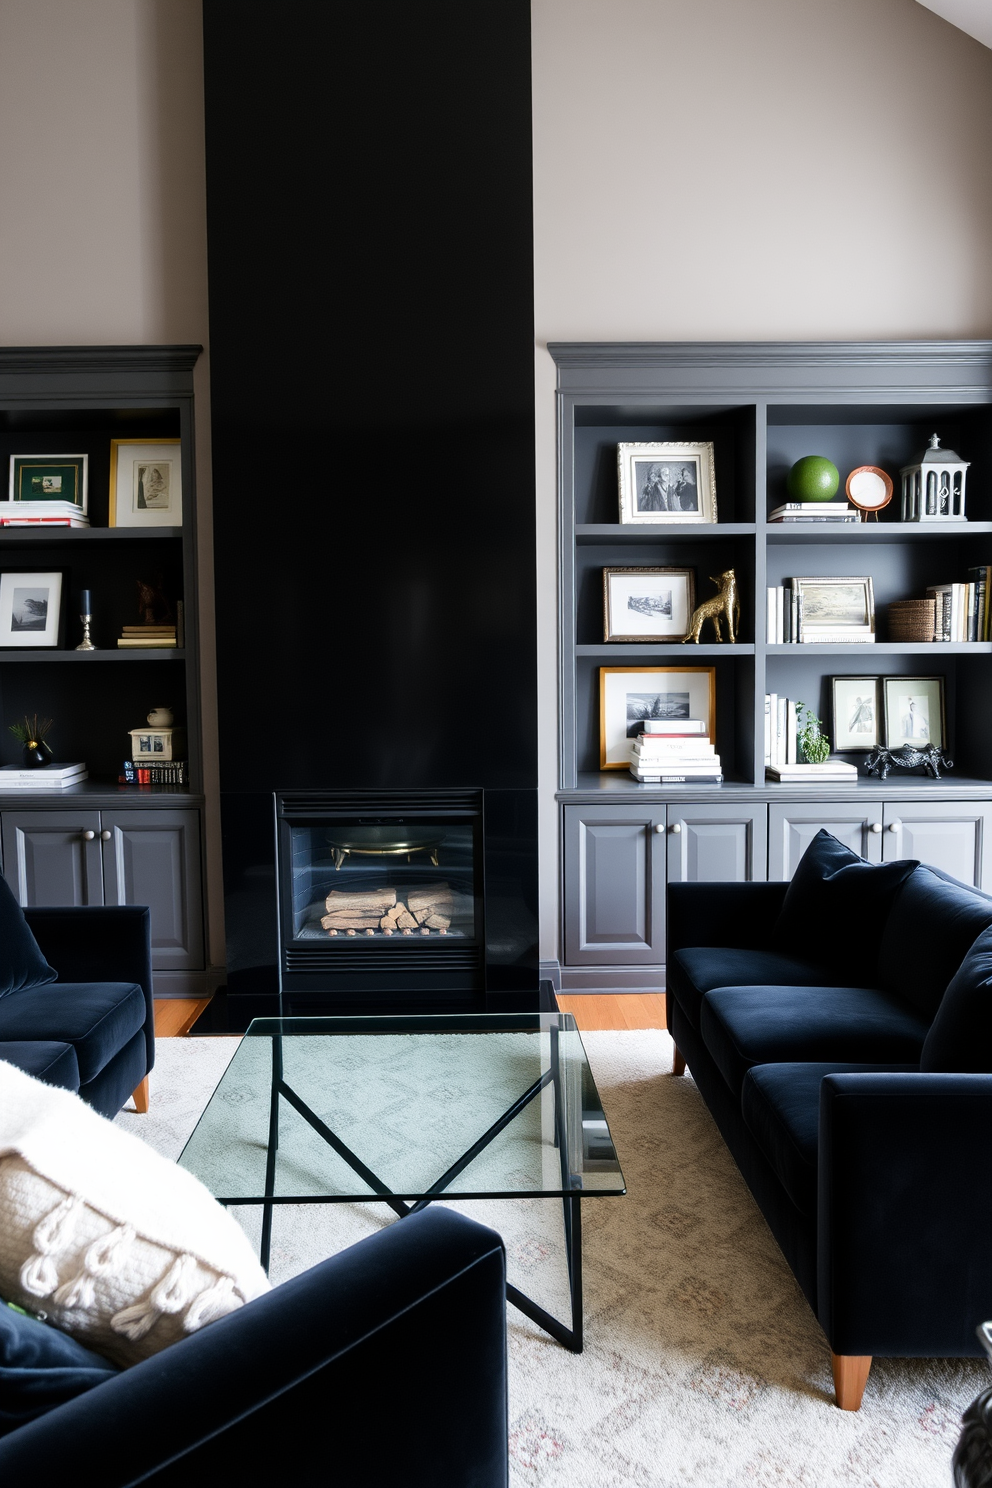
[786,699,797,765]
[764,694,771,766]
[641,718,708,735]
[800,631,876,644]
[632,739,716,755]
[769,502,853,515]
[631,761,723,774]
[0,762,86,780]
[776,696,786,767]
[767,762,857,776]
[0,774,88,789]
[766,587,776,643]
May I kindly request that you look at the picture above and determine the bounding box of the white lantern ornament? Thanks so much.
[900,434,969,522]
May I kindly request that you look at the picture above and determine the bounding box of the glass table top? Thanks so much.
[178,1013,625,1205]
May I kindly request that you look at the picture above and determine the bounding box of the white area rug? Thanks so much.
[117,1031,986,1486]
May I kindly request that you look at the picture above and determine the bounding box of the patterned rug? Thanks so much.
[117,1031,985,1486]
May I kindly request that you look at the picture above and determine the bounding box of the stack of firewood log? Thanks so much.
[320,882,466,936]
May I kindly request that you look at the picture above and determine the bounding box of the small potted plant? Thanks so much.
[796,701,830,764]
[8,714,54,769]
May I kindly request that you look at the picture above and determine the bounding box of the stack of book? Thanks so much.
[0,501,89,528]
[768,502,857,524]
[926,567,990,641]
[628,719,722,784]
[117,624,177,650]
[766,760,858,784]
[119,760,187,786]
[0,762,87,790]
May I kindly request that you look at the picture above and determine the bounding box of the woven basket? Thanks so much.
[888,598,936,642]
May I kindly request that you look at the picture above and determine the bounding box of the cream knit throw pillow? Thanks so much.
[0,1059,270,1368]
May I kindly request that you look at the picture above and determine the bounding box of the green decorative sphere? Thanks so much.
[787,455,840,502]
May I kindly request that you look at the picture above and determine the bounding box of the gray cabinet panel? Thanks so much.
[882,801,992,890]
[1,811,103,907]
[768,804,883,879]
[101,809,204,970]
[563,805,665,965]
[667,804,768,883]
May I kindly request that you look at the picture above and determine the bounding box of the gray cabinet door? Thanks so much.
[882,801,992,890]
[0,811,104,907]
[667,803,768,883]
[768,803,883,879]
[563,805,665,965]
[101,809,204,970]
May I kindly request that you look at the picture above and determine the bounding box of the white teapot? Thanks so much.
[146,707,174,728]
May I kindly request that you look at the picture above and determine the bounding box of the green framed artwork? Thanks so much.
[9,455,88,512]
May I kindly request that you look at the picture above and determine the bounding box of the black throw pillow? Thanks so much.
[772,829,919,975]
[0,1300,117,1434]
[921,924,992,1072]
[0,874,56,997]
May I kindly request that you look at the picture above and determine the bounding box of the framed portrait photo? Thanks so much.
[0,571,65,648]
[882,676,945,751]
[109,439,182,528]
[603,566,695,642]
[831,676,880,751]
[617,442,717,525]
[9,455,88,512]
[599,666,716,768]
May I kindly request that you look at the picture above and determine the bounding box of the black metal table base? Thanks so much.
[231,1037,585,1353]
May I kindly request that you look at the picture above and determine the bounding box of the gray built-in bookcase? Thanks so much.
[552,342,992,989]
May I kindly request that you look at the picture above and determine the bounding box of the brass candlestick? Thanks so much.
[76,613,95,651]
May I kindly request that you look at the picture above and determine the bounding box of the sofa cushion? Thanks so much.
[772,830,918,974]
[670,947,851,1028]
[0,876,56,999]
[699,984,929,1098]
[0,983,146,1084]
[0,1043,78,1093]
[741,1061,918,1215]
[878,866,992,1019]
[0,1297,118,1434]
[921,923,992,1072]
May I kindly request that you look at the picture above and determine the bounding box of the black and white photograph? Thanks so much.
[617,441,717,525]
[603,566,695,641]
[600,665,715,767]
[0,571,64,648]
[110,438,182,527]
[882,676,945,750]
[794,575,875,639]
[831,675,880,750]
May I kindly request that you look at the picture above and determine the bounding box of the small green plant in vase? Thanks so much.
[796,701,830,764]
[8,715,54,769]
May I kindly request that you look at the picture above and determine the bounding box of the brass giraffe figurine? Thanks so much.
[684,568,739,643]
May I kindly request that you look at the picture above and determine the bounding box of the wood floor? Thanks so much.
[153,993,666,1038]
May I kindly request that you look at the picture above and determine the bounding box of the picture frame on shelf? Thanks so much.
[882,675,946,751]
[602,566,695,642]
[617,442,717,525]
[9,455,88,512]
[0,571,65,648]
[109,439,182,528]
[793,575,875,641]
[830,676,880,751]
[599,665,716,768]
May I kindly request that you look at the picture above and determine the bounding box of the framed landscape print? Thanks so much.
[9,455,88,512]
[602,566,695,642]
[882,676,945,750]
[831,676,880,750]
[109,439,182,528]
[0,571,65,648]
[617,442,717,525]
[599,666,716,768]
[793,575,875,640]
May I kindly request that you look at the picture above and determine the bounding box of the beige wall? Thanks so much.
[0,0,222,968]
[532,0,992,961]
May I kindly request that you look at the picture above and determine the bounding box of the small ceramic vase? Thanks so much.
[21,740,53,769]
[147,708,174,728]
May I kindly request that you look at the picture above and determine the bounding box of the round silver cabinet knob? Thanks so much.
[888,821,900,832]
[100,830,111,841]
[870,822,882,833]
[81,830,96,841]
[669,822,682,834]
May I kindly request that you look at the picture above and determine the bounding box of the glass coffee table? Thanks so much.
[178,1012,625,1352]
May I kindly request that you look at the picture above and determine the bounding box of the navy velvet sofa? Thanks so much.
[0,901,154,1119]
[0,1207,508,1486]
[666,830,992,1411]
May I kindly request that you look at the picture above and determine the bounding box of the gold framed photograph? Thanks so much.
[109,439,182,528]
[599,665,716,768]
[602,566,695,642]
[616,442,717,525]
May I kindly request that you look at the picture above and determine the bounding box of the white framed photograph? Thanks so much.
[617,442,717,525]
[599,665,715,768]
[0,571,65,648]
[109,439,182,528]
[603,566,695,642]
[794,575,875,640]
[831,676,880,750]
[882,676,945,750]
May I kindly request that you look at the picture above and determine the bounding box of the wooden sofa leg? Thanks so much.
[672,1045,686,1076]
[831,1352,871,1410]
[131,1076,150,1114]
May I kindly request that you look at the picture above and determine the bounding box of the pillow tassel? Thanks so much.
[183,1274,241,1332]
[53,1268,97,1311]
[19,1251,60,1298]
[150,1252,199,1315]
[32,1194,81,1254]
[84,1223,135,1277]
[110,1300,161,1342]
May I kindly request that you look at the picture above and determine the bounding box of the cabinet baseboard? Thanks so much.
[152,967,226,999]
[559,964,666,993]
